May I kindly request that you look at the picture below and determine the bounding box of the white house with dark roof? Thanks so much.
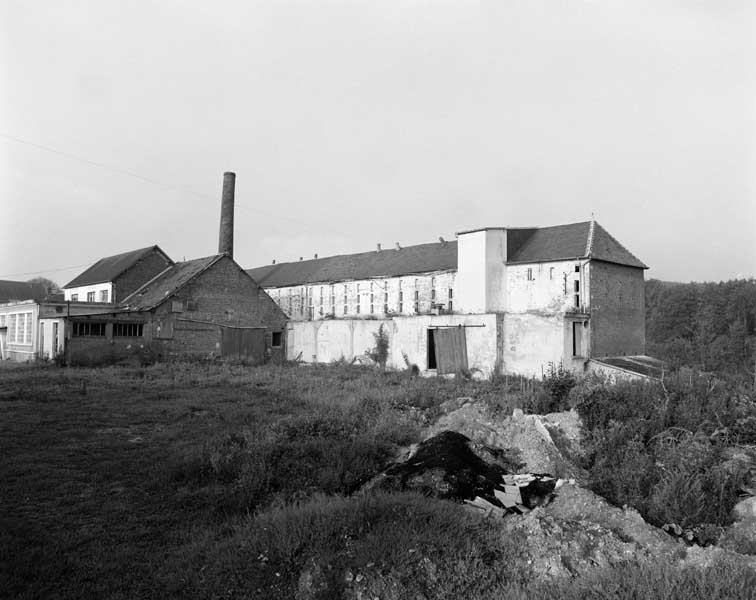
[247,220,654,378]
[63,245,173,304]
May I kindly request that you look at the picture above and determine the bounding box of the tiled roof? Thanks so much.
[246,241,458,287]
[0,280,48,303]
[119,255,222,311]
[64,246,171,288]
[246,221,646,288]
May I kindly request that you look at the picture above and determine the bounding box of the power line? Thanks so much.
[0,263,93,279]
[0,132,346,236]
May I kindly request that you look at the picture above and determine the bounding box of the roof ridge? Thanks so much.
[585,219,596,256]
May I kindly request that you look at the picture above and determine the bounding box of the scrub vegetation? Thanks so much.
[2,360,755,599]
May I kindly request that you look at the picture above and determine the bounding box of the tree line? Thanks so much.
[645,278,756,378]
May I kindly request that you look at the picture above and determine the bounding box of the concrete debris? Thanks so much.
[429,400,585,478]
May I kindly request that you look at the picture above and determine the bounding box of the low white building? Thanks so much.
[247,220,650,378]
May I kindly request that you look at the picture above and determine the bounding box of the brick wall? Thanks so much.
[152,256,287,358]
[589,261,645,357]
[114,248,173,302]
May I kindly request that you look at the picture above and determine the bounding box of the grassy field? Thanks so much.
[1,361,754,599]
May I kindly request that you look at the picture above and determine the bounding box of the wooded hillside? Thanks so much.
[645,278,756,377]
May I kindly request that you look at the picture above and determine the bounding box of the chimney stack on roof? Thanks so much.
[376,243,381,252]
[218,171,235,258]
[299,257,303,261]
[395,242,401,250]
[439,236,445,244]
[314,253,318,259]
[272,259,276,264]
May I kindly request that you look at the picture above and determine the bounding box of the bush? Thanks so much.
[540,361,577,412]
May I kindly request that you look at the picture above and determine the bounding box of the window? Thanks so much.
[0,314,5,328]
[272,331,282,347]
[100,290,109,302]
[384,303,388,313]
[87,291,95,302]
[18,313,25,344]
[113,323,143,337]
[171,300,184,313]
[73,322,106,337]
[527,268,534,281]
[431,288,436,300]
[448,301,453,312]
[549,267,554,280]
[24,314,32,344]
[343,304,347,315]
[448,288,453,299]
[575,265,580,272]
[574,280,580,307]
[71,294,79,302]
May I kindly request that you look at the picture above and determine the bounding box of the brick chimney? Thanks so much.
[218,171,235,257]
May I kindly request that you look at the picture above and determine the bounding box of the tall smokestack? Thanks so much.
[218,171,235,257]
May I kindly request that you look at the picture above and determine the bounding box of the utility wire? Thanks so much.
[0,132,345,235]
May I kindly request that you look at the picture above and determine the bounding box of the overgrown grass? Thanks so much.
[2,361,754,599]
[573,374,756,531]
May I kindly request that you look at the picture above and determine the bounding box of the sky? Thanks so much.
[1,0,754,285]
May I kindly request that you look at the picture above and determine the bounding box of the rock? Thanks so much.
[295,557,329,600]
[428,402,585,478]
[733,497,756,521]
[365,431,522,505]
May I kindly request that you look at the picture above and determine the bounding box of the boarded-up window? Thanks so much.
[171,301,184,313]
[432,327,468,374]
[154,318,174,339]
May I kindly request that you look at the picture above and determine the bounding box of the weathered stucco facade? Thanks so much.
[248,220,649,378]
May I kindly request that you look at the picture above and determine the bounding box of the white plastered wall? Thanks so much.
[287,313,499,376]
[64,282,113,303]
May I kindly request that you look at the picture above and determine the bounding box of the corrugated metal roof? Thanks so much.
[119,255,222,311]
[245,221,646,287]
[246,241,458,287]
[64,245,171,288]
[0,280,48,303]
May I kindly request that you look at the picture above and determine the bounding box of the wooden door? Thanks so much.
[221,327,266,363]
[434,327,468,374]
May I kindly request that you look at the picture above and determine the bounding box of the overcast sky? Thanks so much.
[1,0,754,285]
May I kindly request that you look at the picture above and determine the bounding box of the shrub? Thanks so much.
[365,324,390,369]
[540,361,577,412]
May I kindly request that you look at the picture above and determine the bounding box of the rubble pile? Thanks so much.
[428,399,585,478]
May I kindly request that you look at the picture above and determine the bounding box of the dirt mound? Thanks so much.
[428,400,585,478]
[365,431,523,505]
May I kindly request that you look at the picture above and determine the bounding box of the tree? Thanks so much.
[27,277,61,296]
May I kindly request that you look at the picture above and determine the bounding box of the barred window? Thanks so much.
[73,322,106,337]
[113,323,144,337]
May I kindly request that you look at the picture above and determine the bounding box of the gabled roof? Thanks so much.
[503,221,647,268]
[245,220,647,288]
[119,255,223,311]
[0,280,48,303]
[246,241,458,288]
[64,245,172,288]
